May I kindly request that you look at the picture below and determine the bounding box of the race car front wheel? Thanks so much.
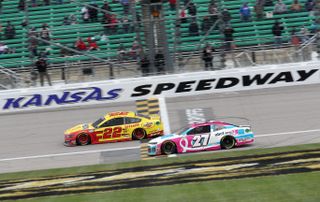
[221,136,236,149]
[76,133,91,146]
[132,128,146,140]
[162,141,177,155]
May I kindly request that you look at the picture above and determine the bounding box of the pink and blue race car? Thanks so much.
[147,121,254,156]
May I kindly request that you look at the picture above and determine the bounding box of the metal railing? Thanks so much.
[0,65,30,89]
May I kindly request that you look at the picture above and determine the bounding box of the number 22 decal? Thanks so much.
[192,134,210,147]
[97,127,122,142]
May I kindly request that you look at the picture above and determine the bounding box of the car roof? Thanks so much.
[190,121,235,128]
[104,111,136,119]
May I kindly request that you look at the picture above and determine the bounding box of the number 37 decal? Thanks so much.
[192,134,210,147]
[97,127,122,142]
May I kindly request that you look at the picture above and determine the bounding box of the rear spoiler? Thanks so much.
[239,125,251,128]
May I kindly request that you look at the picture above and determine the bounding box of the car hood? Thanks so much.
[149,133,177,144]
[65,123,94,134]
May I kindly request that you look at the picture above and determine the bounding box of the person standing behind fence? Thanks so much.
[272,20,283,46]
[202,43,215,70]
[35,57,52,86]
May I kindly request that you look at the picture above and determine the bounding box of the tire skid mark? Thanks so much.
[0,148,319,201]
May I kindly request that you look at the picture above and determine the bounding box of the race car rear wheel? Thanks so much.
[162,141,177,155]
[132,128,146,140]
[76,133,91,146]
[221,136,236,149]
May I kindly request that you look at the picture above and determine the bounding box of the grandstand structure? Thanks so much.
[0,0,319,89]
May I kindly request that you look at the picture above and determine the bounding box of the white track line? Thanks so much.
[158,97,171,134]
[0,146,140,162]
[256,129,320,138]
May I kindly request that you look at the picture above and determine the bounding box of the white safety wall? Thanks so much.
[0,61,319,114]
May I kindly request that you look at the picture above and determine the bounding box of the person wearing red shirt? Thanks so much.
[75,37,87,51]
[87,37,99,51]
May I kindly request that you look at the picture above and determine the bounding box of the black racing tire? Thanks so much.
[220,136,236,149]
[76,133,91,146]
[132,128,146,140]
[161,141,177,155]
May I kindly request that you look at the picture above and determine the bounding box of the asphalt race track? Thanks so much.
[1,84,320,173]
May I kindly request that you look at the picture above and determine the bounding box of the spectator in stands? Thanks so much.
[290,28,300,46]
[188,2,197,17]
[202,43,215,70]
[109,14,118,34]
[240,2,251,22]
[31,0,37,7]
[70,14,77,25]
[305,0,315,12]
[223,25,234,50]
[56,0,63,4]
[75,37,87,51]
[298,26,310,43]
[88,2,98,22]
[117,44,127,61]
[121,16,130,33]
[0,0,3,14]
[43,0,50,6]
[4,21,16,39]
[139,54,150,76]
[100,33,109,43]
[209,3,219,25]
[0,22,2,40]
[254,0,265,20]
[273,0,287,14]
[290,0,302,12]
[310,20,319,33]
[28,43,38,58]
[179,8,188,23]
[272,20,284,46]
[87,37,100,51]
[169,0,176,11]
[201,16,211,34]
[155,51,165,74]
[40,23,51,42]
[264,0,274,6]
[130,40,141,60]
[35,57,52,86]
[21,19,29,28]
[208,2,217,15]
[18,0,26,11]
[189,19,199,36]
[102,13,111,34]
[0,42,9,54]
[101,1,112,13]
[81,6,90,22]
[28,27,38,44]
[221,8,232,25]
[120,0,130,15]
[63,16,71,25]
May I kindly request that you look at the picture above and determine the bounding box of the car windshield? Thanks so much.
[92,117,105,128]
